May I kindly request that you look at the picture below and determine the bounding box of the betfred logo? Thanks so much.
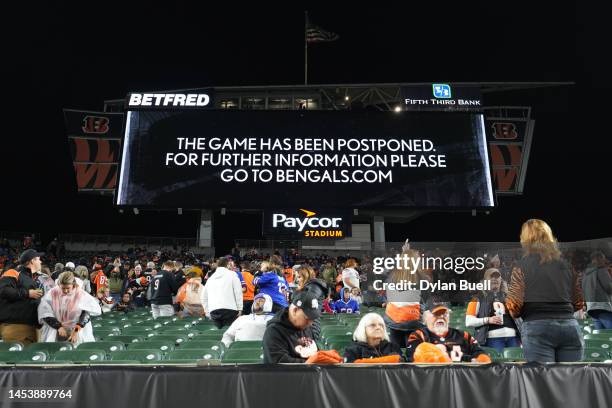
[82,116,109,134]
[127,93,210,107]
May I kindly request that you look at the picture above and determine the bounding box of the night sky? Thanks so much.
[4,3,607,253]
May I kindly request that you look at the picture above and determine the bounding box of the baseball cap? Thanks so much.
[65,262,75,270]
[291,291,321,320]
[425,300,450,315]
[19,249,44,265]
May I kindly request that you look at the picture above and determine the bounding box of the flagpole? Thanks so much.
[304,11,308,85]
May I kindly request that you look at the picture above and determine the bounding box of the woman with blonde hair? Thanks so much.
[344,313,404,363]
[38,272,101,345]
[507,219,584,362]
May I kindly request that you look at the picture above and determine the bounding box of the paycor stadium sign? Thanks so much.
[263,209,353,239]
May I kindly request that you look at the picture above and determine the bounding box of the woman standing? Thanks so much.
[466,268,520,354]
[507,219,584,362]
[383,247,425,348]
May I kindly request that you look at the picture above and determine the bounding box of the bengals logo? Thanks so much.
[491,122,518,140]
[82,115,110,134]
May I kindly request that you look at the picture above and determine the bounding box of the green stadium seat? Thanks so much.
[321,327,354,337]
[109,349,162,362]
[179,341,225,353]
[129,340,176,353]
[166,349,221,361]
[25,342,74,355]
[106,335,145,345]
[582,348,611,362]
[0,351,48,363]
[94,328,122,339]
[222,348,264,363]
[78,341,125,353]
[120,328,159,338]
[152,334,190,345]
[503,347,525,361]
[0,342,23,352]
[584,339,612,351]
[187,331,223,340]
[228,341,263,350]
[53,349,106,363]
[585,333,612,342]
[480,347,503,361]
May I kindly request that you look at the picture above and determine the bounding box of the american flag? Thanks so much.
[306,23,339,43]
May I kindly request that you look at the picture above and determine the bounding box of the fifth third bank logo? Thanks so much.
[432,84,451,99]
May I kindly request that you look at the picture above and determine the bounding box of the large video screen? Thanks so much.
[116,110,494,208]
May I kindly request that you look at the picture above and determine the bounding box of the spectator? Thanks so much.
[406,303,491,363]
[64,262,75,273]
[91,264,107,294]
[321,261,337,295]
[507,219,584,362]
[332,287,360,314]
[322,292,334,314]
[344,312,404,363]
[263,291,320,363]
[295,265,327,340]
[582,251,612,329]
[176,272,206,317]
[97,287,115,314]
[0,249,44,345]
[240,262,256,315]
[253,260,289,313]
[383,247,424,348]
[51,263,64,280]
[113,292,136,314]
[342,258,360,290]
[149,260,180,319]
[202,257,243,328]
[222,293,274,348]
[107,265,124,303]
[465,268,521,354]
[34,265,56,296]
[350,288,363,305]
[38,271,101,345]
[74,265,91,295]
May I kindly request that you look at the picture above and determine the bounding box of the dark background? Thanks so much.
[4,2,607,253]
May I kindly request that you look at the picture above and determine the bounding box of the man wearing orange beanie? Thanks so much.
[406,303,491,363]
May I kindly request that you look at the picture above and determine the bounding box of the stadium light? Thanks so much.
[178,208,183,215]
[221,208,226,215]
[394,106,402,112]
[344,95,350,101]
[133,208,139,215]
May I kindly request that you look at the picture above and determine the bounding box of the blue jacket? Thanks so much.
[333,289,360,314]
[253,272,288,307]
